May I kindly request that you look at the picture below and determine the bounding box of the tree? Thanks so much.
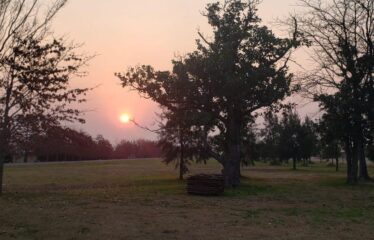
[158,114,192,181]
[299,116,318,166]
[297,0,374,183]
[158,109,210,180]
[116,0,300,187]
[279,108,303,170]
[318,114,342,172]
[261,109,282,164]
[113,139,161,159]
[241,122,259,167]
[0,0,90,195]
[34,127,103,162]
[95,135,114,160]
[368,144,374,162]
[135,139,162,158]
[260,109,318,168]
[114,140,137,159]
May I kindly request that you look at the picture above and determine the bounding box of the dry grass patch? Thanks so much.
[1,159,374,240]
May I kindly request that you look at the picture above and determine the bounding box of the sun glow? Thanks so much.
[120,113,131,124]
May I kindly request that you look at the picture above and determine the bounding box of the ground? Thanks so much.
[1,159,374,240]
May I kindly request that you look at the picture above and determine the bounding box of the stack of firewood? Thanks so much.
[187,174,225,196]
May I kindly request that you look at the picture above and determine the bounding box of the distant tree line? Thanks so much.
[6,126,162,163]
[235,107,373,172]
[164,105,373,180]
[113,139,162,159]
[257,108,319,169]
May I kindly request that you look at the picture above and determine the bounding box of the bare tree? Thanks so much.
[297,0,373,183]
[0,0,91,195]
[0,0,67,56]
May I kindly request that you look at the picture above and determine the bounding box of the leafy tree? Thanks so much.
[113,139,161,159]
[368,145,374,162]
[279,108,303,170]
[241,122,259,167]
[260,109,318,168]
[135,139,162,158]
[114,140,138,159]
[95,135,114,160]
[299,116,318,166]
[297,0,373,183]
[40,127,96,161]
[33,128,115,162]
[158,111,193,180]
[261,109,282,164]
[0,0,90,195]
[158,108,210,180]
[116,0,300,187]
[318,114,342,171]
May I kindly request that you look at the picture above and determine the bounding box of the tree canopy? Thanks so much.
[0,0,90,195]
[117,0,300,187]
[297,0,374,183]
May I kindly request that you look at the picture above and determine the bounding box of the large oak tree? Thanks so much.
[117,0,300,187]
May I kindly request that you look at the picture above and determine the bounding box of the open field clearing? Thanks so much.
[1,159,374,240]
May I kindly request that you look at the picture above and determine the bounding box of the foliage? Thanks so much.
[260,109,282,164]
[240,122,259,166]
[114,139,161,159]
[158,109,209,180]
[299,116,318,162]
[0,0,91,195]
[116,0,300,187]
[33,127,113,162]
[317,114,342,170]
[297,0,374,183]
[278,108,303,169]
[259,108,318,168]
[95,135,114,160]
[367,145,374,162]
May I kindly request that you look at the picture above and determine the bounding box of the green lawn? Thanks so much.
[1,159,374,240]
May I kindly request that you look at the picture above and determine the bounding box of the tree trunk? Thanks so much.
[23,151,28,163]
[0,130,10,196]
[179,149,184,181]
[179,161,184,180]
[358,136,370,181]
[293,157,297,170]
[179,128,185,181]
[223,118,241,188]
[346,137,358,184]
[223,143,241,187]
[334,143,339,172]
[0,154,4,196]
[345,140,353,184]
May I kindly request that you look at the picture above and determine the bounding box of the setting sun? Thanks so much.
[120,114,131,124]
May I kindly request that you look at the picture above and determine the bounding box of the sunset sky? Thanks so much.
[52,0,317,143]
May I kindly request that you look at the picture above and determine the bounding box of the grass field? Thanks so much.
[1,159,374,240]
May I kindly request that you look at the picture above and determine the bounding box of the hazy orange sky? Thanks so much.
[52,0,318,143]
